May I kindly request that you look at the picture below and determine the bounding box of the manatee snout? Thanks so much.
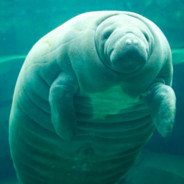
[108,33,148,74]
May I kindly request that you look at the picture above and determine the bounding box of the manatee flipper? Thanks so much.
[49,73,78,140]
[144,83,176,137]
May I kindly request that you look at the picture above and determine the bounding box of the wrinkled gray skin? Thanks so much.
[9,11,176,184]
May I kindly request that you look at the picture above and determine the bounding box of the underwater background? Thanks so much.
[0,0,184,183]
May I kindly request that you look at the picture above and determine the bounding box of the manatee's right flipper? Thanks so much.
[49,73,79,140]
[144,83,176,137]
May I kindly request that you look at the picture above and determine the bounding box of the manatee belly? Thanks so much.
[10,86,154,184]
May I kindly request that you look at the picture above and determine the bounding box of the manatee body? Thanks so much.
[9,11,176,184]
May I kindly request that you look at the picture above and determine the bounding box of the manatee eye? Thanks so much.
[103,30,113,40]
[143,32,149,42]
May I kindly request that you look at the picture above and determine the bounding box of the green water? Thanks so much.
[0,0,184,183]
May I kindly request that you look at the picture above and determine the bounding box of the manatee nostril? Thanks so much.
[125,38,139,46]
[125,39,132,45]
[133,39,138,45]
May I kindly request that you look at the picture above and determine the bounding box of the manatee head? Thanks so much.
[95,14,154,74]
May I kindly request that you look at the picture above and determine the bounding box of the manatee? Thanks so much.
[9,11,176,184]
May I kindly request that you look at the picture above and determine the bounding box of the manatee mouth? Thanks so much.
[107,33,148,74]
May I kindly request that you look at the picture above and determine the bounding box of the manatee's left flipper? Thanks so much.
[49,72,79,140]
[144,83,176,137]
